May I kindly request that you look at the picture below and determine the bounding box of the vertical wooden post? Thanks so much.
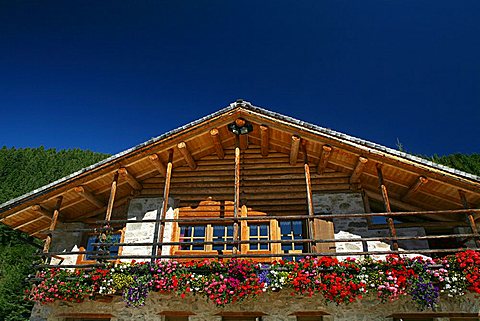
[42,197,63,262]
[302,141,317,253]
[104,172,119,222]
[233,136,241,255]
[458,190,480,247]
[154,149,174,260]
[376,164,398,251]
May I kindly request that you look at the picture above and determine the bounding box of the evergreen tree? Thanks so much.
[0,147,109,321]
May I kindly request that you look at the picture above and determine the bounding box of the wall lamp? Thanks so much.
[227,118,253,135]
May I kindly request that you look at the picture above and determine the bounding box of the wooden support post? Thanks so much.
[240,205,249,253]
[260,125,269,157]
[302,141,317,253]
[73,186,105,208]
[177,142,196,169]
[350,156,368,184]
[154,149,174,259]
[149,154,167,177]
[104,172,119,222]
[376,164,399,251]
[118,168,142,190]
[458,190,480,247]
[42,197,63,261]
[233,138,241,255]
[290,135,301,165]
[317,145,332,175]
[402,176,428,201]
[210,128,225,159]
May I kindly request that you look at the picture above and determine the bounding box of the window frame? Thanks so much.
[76,228,125,265]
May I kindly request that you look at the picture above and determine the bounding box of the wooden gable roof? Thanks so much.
[1,100,480,238]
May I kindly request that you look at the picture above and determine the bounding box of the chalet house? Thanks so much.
[1,100,480,321]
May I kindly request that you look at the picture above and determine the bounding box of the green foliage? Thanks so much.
[425,153,480,177]
[0,146,109,204]
[0,146,109,321]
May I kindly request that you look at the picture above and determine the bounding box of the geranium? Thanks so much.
[27,250,480,310]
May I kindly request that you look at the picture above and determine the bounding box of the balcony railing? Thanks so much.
[39,208,480,269]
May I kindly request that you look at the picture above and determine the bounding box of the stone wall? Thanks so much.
[50,222,85,266]
[30,291,480,321]
[121,197,175,262]
[313,192,429,259]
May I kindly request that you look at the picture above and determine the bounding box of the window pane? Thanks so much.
[212,225,234,251]
[85,233,121,260]
[249,224,269,251]
[279,220,305,260]
[179,225,206,251]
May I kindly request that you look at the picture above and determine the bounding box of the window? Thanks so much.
[85,233,122,260]
[222,317,262,321]
[164,317,189,321]
[249,223,269,250]
[280,220,305,258]
[296,317,323,321]
[76,229,124,265]
[212,225,234,251]
[65,318,110,321]
[393,316,433,321]
[171,201,310,261]
[179,225,207,251]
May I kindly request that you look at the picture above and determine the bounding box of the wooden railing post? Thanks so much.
[154,149,174,261]
[42,196,63,263]
[458,190,480,248]
[302,141,317,253]
[376,164,399,251]
[233,137,241,255]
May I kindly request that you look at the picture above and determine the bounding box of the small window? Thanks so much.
[85,233,121,260]
[180,225,206,251]
[222,317,262,321]
[393,316,433,321]
[165,317,189,321]
[212,225,234,251]
[297,317,323,321]
[249,223,269,250]
[280,220,304,257]
[66,319,110,321]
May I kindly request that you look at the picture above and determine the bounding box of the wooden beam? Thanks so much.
[376,164,398,251]
[154,149,174,259]
[104,173,119,222]
[73,186,105,208]
[31,205,52,219]
[233,141,241,255]
[149,153,167,177]
[260,125,269,157]
[239,134,248,150]
[42,196,63,255]
[209,128,225,159]
[289,135,301,165]
[459,190,480,246]
[118,168,142,190]
[350,156,368,184]
[177,141,196,169]
[302,142,316,253]
[13,215,46,230]
[402,176,428,201]
[317,145,332,175]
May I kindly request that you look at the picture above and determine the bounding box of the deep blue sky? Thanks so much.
[1,1,479,156]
